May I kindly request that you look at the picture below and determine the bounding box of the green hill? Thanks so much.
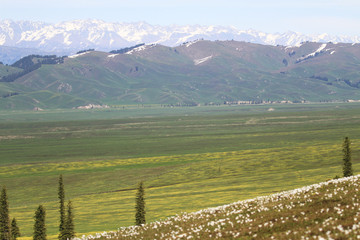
[1,41,360,109]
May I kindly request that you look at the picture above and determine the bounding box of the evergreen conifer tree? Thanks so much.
[60,201,75,240]
[10,218,20,240]
[135,181,146,226]
[343,137,354,177]
[0,186,11,240]
[33,205,46,240]
[58,175,65,240]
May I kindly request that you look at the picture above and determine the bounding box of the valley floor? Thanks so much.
[0,103,359,238]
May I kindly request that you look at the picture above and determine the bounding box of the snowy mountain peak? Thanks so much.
[1,19,360,57]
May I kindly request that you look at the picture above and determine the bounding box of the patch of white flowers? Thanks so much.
[74,175,360,240]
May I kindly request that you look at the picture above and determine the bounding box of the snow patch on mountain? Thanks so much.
[194,55,213,65]
[107,53,119,58]
[125,44,155,55]
[64,33,72,46]
[309,43,327,57]
[0,35,5,45]
[296,43,327,63]
[68,51,89,59]
[185,39,201,48]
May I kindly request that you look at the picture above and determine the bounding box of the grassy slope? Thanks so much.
[0,64,21,78]
[0,64,23,99]
[0,61,89,109]
[84,175,360,240]
[0,103,359,238]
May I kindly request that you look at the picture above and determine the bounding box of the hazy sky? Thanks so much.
[1,0,360,35]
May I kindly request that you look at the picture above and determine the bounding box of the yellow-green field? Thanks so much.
[0,103,359,239]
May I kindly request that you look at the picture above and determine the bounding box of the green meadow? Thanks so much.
[0,103,359,239]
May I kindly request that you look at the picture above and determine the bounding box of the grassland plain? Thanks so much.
[0,103,359,239]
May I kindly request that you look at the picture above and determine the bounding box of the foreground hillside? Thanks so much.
[1,40,360,109]
[78,175,360,240]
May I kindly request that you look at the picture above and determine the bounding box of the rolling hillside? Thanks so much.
[1,40,360,109]
[77,175,360,240]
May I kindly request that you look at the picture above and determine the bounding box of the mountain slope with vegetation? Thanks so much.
[1,40,360,109]
[78,175,360,240]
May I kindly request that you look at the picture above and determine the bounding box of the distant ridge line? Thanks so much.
[1,19,360,53]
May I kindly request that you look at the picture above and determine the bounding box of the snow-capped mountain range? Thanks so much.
[1,19,360,55]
